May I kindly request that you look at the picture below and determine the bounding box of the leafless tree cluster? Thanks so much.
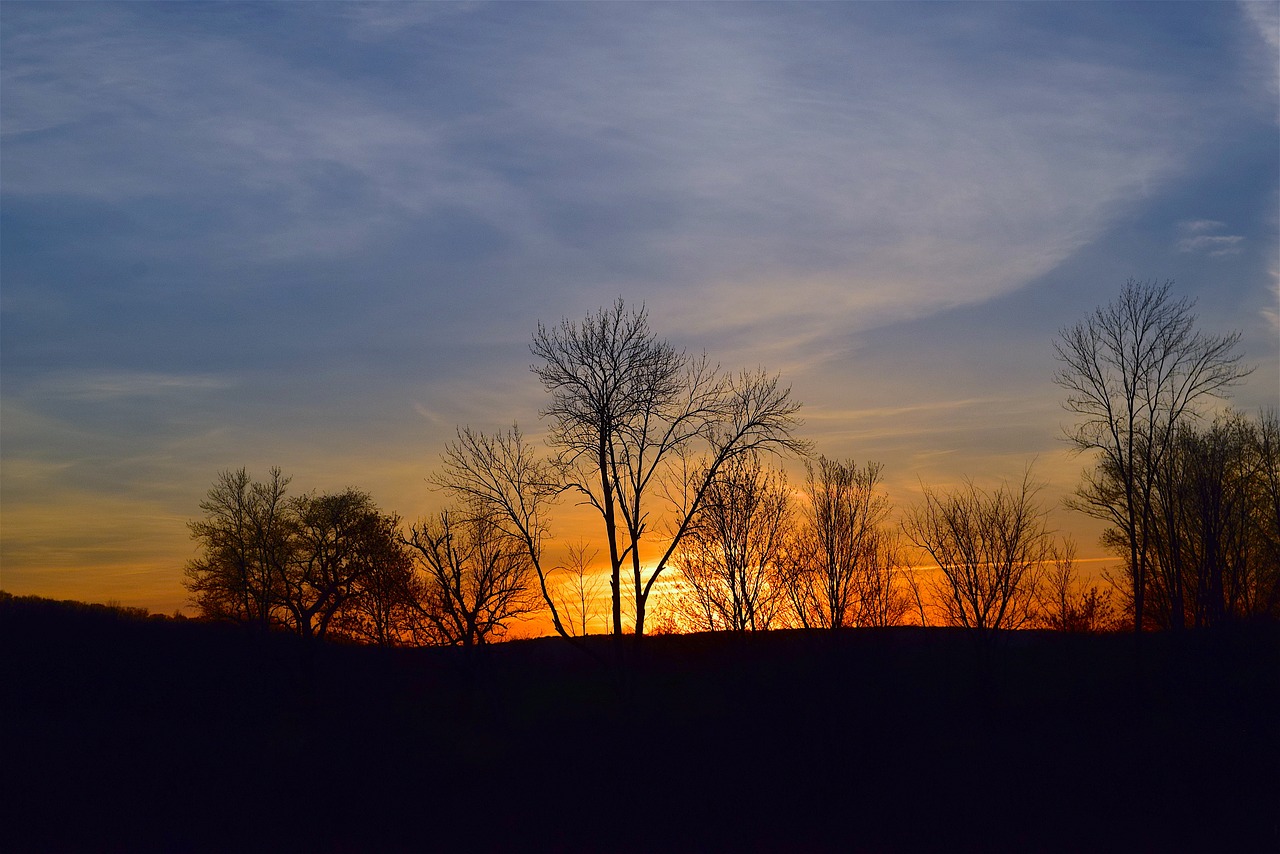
[664,454,917,632]
[1055,279,1252,631]
[1095,411,1280,628]
[1035,542,1119,633]
[186,282,1270,643]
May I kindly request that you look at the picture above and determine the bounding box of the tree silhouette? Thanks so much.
[283,489,406,640]
[433,425,578,640]
[185,469,411,639]
[405,504,541,647]
[551,540,605,637]
[531,298,806,636]
[672,452,791,632]
[783,457,909,629]
[903,469,1052,631]
[185,467,292,627]
[1054,279,1250,631]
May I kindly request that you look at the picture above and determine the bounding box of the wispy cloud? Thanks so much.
[33,371,233,400]
[1177,219,1246,256]
[0,4,1205,349]
[1263,265,1280,334]
[1241,0,1280,101]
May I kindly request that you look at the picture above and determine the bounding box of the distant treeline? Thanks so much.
[0,590,178,623]
[181,283,1278,646]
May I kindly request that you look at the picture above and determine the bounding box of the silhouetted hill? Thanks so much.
[2,593,1277,852]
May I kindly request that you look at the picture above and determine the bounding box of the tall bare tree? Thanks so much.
[1054,279,1250,631]
[672,453,792,632]
[903,470,1052,631]
[531,299,806,636]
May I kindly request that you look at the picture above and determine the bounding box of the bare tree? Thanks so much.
[1140,410,1280,627]
[551,540,605,637]
[404,505,541,647]
[903,470,1052,631]
[532,299,806,636]
[1054,279,1250,631]
[783,458,906,629]
[672,453,791,632]
[854,528,914,628]
[1035,540,1118,632]
[185,467,293,627]
[433,425,577,640]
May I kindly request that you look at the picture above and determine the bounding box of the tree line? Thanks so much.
[184,284,1279,644]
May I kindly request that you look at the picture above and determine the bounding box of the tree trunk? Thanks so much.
[599,436,623,638]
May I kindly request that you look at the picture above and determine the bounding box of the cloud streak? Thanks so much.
[0,5,1214,343]
[1177,219,1246,256]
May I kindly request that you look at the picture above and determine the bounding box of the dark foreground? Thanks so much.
[3,597,1278,853]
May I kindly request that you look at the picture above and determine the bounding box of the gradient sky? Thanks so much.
[3,2,1277,620]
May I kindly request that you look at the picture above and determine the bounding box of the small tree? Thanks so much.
[404,505,541,647]
[783,458,907,629]
[1035,541,1118,633]
[672,453,791,632]
[903,470,1052,631]
[551,540,605,637]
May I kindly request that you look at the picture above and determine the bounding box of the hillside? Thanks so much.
[2,594,1277,852]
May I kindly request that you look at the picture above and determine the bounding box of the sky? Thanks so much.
[2,2,1277,621]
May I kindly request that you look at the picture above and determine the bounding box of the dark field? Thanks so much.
[3,596,1277,853]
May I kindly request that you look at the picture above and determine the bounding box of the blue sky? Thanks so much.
[2,2,1277,614]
